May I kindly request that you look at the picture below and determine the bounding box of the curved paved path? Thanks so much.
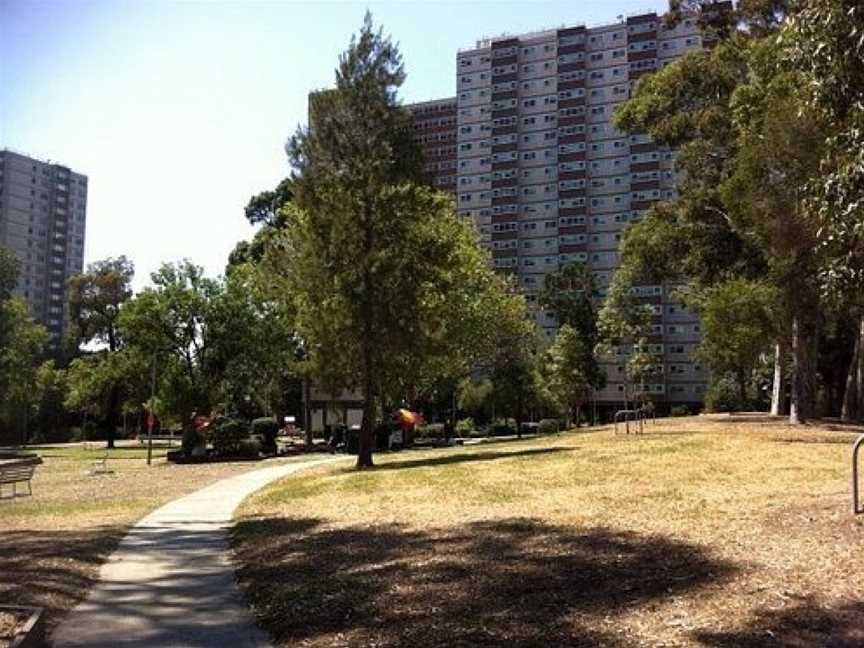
[53,456,347,648]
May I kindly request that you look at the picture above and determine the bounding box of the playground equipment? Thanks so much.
[853,433,864,515]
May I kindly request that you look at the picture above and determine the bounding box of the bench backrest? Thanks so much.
[0,464,35,484]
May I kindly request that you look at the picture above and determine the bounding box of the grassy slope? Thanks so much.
[233,416,864,647]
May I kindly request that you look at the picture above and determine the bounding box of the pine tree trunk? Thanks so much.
[842,316,864,422]
[357,351,375,469]
[770,340,786,416]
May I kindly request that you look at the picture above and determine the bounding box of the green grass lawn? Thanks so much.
[0,443,321,635]
[233,415,864,647]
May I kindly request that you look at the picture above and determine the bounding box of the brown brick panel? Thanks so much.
[626,12,657,25]
[628,30,658,43]
[492,126,518,136]
[559,244,587,253]
[559,225,587,235]
[631,180,660,192]
[491,72,518,83]
[492,54,518,66]
[558,170,586,181]
[557,80,585,91]
[636,294,663,304]
[491,108,518,120]
[631,199,659,211]
[558,135,586,145]
[491,177,517,188]
[558,26,586,37]
[492,249,517,258]
[559,152,586,163]
[557,44,585,55]
[492,231,518,241]
[492,143,518,154]
[492,91,518,101]
[492,213,518,224]
[492,195,518,206]
[631,161,660,173]
[559,207,587,217]
[558,98,586,109]
[559,189,586,199]
[558,116,585,127]
[492,160,518,170]
[630,142,657,154]
[630,49,658,62]
[558,62,585,73]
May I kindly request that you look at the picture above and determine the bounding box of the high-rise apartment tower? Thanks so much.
[451,8,729,408]
[0,149,88,347]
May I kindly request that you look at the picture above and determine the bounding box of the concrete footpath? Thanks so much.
[52,456,348,648]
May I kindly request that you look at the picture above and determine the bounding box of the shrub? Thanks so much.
[238,437,262,459]
[488,419,515,436]
[251,417,279,455]
[669,405,690,417]
[704,374,744,413]
[455,417,474,436]
[212,419,249,457]
[182,427,204,456]
[416,423,446,439]
[538,418,560,435]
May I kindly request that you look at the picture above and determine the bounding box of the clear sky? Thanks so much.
[0,0,668,291]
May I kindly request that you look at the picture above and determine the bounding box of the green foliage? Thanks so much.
[251,417,279,454]
[538,419,560,435]
[670,405,691,417]
[0,297,48,443]
[457,378,493,422]
[270,14,527,466]
[704,374,746,413]
[238,437,262,459]
[454,417,474,436]
[211,419,249,457]
[182,427,204,457]
[545,324,605,426]
[416,423,445,439]
[66,256,134,354]
[695,278,778,404]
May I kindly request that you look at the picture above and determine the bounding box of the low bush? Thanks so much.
[704,374,744,413]
[212,419,249,457]
[416,423,446,439]
[182,427,204,456]
[239,437,262,459]
[455,417,474,436]
[251,417,279,455]
[670,405,690,417]
[538,418,560,435]
[488,419,515,437]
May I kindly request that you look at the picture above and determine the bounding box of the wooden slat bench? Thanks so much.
[0,461,38,499]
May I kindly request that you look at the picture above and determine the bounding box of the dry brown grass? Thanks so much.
[233,415,864,647]
[0,445,314,634]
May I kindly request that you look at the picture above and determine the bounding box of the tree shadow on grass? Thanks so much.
[694,598,864,647]
[354,447,572,473]
[233,516,737,647]
[0,526,126,633]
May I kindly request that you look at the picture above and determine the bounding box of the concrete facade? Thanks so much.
[0,149,87,348]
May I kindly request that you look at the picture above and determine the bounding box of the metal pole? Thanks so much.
[853,434,864,515]
[147,358,156,466]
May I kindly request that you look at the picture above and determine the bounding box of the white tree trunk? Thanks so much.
[770,340,786,416]
[790,317,804,424]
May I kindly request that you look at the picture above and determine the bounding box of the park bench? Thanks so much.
[0,460,38,499]
[90,452,112,475]
[138,429,182,445]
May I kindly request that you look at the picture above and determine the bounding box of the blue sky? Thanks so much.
[1,0,668,290]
